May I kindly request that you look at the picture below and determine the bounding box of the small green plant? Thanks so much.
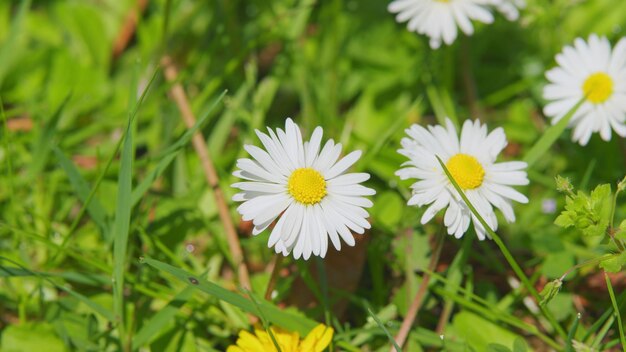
[552,175,626,273]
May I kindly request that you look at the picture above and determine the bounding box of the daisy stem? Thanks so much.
[436,156,569,341]
[264,255,283,301]
[391,231,445,351]
[162,56,251,290]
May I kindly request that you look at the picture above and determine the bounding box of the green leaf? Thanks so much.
[143,257,317,335]
[599,252,626,273]
[0,323,66,352]
[554,213,574,228]
[513,338,529,352]
[486,344,512,352]
[453,311,522,351]
[554,184,612,237]
[554,212,574,228]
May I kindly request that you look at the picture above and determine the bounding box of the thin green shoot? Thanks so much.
[523,98,584,168]
[244,288,283,352]
[363,301,401,352]
[436,156,567,340]
[604,273,626,352]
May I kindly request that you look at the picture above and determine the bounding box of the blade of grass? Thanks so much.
[50,68,159,263]
[0,0,31,87]
[53,146,109,234]
[244,288,283,352]
[29,94,71,179]
[130,90,226,207]
[0,266,108,286]
[0,257,114,321]
[0,98,15,222]
[422,267,559,349]
[112,105,135,347]
[436,234,472,335]
[605,273,626,352]
[132,285,195,350]
[430,285,560,349]
[436,156,568,340]
[142,257,317,335]
[584,291,626,344]
[523,99,584,168]
[162,57,250,288]
[363,301,401,352]
[565,312,581,352]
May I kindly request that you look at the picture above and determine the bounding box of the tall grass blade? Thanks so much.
[523,99,583,168]
[0,257,114,321]
[53,146,109,234]
[143,257,317,335]
[112,115,134,338]
[605,273,626,352]
[0,0,31,87]
[364,301,401,352]
[29,94,71,179]
[132,286,195,350]
[435,156,567,339]
[130,90,226,207]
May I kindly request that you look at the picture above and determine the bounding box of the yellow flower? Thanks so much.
[227,324,333,352]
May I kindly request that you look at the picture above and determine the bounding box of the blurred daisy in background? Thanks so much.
[543,34,626,145]
[232,118,375,260]
[388,0,524,49]
[489,0,525,21]
[227,323,333,352]
[396,118,529,240]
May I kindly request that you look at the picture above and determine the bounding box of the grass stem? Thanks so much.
[161,56,251,290]
[436,156,568,340]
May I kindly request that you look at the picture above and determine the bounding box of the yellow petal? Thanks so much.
[235,330,267,352]
[226,346,245,352]
[300,324,334,352]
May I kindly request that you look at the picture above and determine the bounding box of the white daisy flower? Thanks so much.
[396,118,529,240]
[543,34,626,146]
[489,0,525,21]
[387,0,495,49]
[232,118,375,260]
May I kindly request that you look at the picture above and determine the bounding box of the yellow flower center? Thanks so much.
[287,168,327,205]
[446,154,485,190]
[582,72,613,104]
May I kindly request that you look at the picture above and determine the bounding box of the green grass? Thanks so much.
[1,0,626,351]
